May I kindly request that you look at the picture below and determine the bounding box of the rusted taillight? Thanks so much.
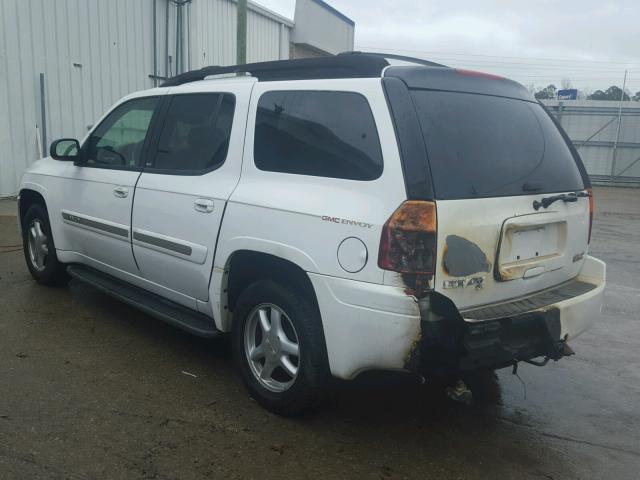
[378,201,437,274]
[587,187,594,244]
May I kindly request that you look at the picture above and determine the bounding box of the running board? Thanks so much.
[67,265,220,338]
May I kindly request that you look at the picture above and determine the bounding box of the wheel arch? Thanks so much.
[219,249,320,333]
[18,186,49,230]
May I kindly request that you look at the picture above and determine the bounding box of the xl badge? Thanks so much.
[443,276,485,290]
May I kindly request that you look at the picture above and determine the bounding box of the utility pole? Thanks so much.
[237,0,247,65]
[611,69,628,179]
[175,3,181,75]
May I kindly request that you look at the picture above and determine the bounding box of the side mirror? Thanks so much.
[50,138,80,161]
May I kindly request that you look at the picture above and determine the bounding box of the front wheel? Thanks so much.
[22,204,69,286]
[232,280,329,416]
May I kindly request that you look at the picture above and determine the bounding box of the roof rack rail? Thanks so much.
[161,53,390,87]
[340,51,447,68]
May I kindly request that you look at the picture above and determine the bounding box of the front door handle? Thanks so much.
[194,198,214,213]
[113,186,129,198]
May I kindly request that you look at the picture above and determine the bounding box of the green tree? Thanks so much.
[588,86,630,101]
[633,91,640,101]
[534,84,557,100]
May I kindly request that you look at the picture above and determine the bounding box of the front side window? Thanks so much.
[85,97,158,168]
[254,91,383,181]
[151,93,235,172]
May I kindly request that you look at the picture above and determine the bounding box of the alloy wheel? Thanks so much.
[244,303,300,393]
[27,219,49,272]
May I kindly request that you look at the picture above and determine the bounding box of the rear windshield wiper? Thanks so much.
[533,191,589,210]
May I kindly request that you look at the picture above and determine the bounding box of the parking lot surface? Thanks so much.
[1,186,639,479]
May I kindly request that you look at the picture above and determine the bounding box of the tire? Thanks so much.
[22,203,69,286]
[232,279,329,416]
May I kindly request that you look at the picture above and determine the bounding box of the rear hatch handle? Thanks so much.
[533,191,589,210]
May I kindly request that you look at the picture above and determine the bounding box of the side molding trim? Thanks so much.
[133,231,192,256]
[61,210,129,238]
[132,227,207,264]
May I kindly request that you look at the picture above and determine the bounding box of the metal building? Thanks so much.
[290,0,354,58]
[0,0,354,197]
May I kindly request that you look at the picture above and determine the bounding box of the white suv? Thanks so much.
[18,53,606,414]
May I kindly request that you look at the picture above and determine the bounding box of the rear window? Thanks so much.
[254,90,383,181]
[410,90,585,199]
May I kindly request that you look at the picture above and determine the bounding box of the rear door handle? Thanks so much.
[113,186,129,198]
[194,198,214,213]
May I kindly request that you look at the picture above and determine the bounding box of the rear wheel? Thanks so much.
[22,204,68,286]
[232,279,329,416]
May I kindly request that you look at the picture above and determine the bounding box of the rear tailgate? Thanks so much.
[406,77,590,310]
[435,194,589,309]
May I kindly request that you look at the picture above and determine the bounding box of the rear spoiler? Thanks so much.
[385,66,535,102]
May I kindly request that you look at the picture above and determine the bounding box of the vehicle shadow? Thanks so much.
[53,280,567,477]
[70,277,506,414]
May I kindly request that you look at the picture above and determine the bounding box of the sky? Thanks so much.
[256,0,640,95]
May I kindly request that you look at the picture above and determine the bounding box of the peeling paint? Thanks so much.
[443,235,491,277]
[403,331,423,371]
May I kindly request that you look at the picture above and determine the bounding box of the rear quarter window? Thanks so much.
[410,90,585,199]
[254,90,383,181]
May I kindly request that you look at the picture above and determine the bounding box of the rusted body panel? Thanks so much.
[308,246,604,380]
[404,256,605,376]
[442,234,491,277]
[307,272,422,380]
[433,194,589,310]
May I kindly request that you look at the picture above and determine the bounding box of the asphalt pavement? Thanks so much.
[0,186,638,479]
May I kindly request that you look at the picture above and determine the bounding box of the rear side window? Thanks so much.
[410,91,585,199]
[152,93,235,173]
[254,91,383,181]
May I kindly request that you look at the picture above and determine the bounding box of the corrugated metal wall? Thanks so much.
[0,0,156,198]
[188,0,291,69]
[0,0,292,197]
[246,6,290,63]
[543,100,640,184]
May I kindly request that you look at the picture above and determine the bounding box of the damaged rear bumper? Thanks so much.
[308,256,604,380]
[416,255,606,374]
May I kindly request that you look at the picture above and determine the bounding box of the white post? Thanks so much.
[611,69,628,179]
[35,125,43,159]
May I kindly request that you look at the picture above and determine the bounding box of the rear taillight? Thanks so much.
[378,201,437,274]
[587,187,594,244]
